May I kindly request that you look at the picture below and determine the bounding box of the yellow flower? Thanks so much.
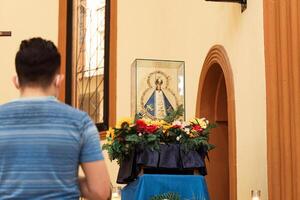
[199,118,209,129]
[143,118,152,125]
[189,118,199,125]
[163,124,173,131]
[190,117,209,129]
[149,120,158,126]
[106,140,113,145]
[199,121,207,129]
[151,119,169,127]
[116,117,133,128]
[145,119,172,131]
[106,127,115,139]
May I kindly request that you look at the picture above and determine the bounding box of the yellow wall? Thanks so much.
[0,0,59,103]
[116,0,267,199]
[0,0,268,199]
[0,0,121,187]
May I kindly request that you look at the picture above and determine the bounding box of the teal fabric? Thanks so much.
[0,96,103,199]
[121,174,210,200]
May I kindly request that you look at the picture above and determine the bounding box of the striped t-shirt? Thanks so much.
[0,96,104,199]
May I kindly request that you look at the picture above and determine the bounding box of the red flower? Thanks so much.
[145,125,158,134]
[192,125,203,132]
[136,119,147,132]
[172,125,182,129]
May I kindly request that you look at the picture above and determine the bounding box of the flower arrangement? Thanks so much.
[103,106,216,164]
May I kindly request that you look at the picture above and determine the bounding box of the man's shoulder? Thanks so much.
[53,101,87,117]
[43,101,90,124]
[0,99,89,122]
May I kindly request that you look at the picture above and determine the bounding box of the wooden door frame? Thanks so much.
[264,0,300,199]
[196,45,237,200]
[58,0,67,102]
[57,0,117,137]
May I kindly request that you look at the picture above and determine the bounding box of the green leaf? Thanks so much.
[163,104,184,123]
[125,134,139,143]
[146,134,158,142]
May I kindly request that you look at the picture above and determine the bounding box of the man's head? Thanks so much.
[14,37,63,96]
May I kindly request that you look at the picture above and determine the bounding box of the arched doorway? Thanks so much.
[196,45,237,200]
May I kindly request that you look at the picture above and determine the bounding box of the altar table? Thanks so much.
[121,174,210,200]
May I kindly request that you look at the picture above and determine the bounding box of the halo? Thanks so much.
[146,70,170,89]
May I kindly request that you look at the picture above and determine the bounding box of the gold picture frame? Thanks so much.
[132,59,185,120]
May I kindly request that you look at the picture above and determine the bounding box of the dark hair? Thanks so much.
[15,37,61,88]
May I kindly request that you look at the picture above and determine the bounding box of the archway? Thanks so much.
[196,45,236,200]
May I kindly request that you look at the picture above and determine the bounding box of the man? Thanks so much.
[0,38,111,199]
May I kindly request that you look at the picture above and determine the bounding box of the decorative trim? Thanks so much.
[107,0,117,133]
[196,45,237,200]
[58,0,67,102]
[264,0,300,199]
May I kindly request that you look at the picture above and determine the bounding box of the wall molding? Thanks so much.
[196,45,237,200]
[264,0,300,199]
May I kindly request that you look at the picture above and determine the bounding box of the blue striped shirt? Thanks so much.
[0,96,104,199]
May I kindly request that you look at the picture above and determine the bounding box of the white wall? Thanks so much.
[0,0,59,103]
[116,0,267,199]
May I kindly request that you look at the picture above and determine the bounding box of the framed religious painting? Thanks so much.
[132,59,185,120]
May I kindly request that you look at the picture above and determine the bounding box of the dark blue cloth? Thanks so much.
[117,144,207,184]
[121,174,210,200]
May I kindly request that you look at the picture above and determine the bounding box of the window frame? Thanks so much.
[65,0,111,132]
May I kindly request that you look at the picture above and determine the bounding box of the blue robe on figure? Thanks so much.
[144,79,174,119]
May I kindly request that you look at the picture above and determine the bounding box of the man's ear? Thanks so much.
[54,74,65,88]
[12,76,20,89]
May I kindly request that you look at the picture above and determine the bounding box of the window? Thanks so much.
[66,0,111,131]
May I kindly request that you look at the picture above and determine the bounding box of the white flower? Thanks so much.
[138,133,142,137]
[184,128,190,135]
[200,121,207,129]
[199,118,208,129]
[172,120,183,127]
[176,136,181,141]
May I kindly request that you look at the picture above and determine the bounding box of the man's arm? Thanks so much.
[80,160,111,200]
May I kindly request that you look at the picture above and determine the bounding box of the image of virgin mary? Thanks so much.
[144,78,174,119]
